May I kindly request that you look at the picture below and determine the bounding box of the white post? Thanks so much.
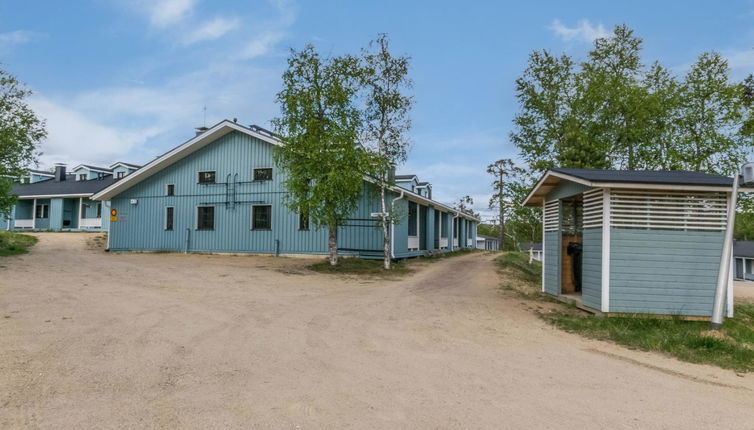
[541,200,546,292]
[32,198,36,230]
[727,246,734,318]
[711,175,738,329]
[601,189,611,313]
[529,247,533,264]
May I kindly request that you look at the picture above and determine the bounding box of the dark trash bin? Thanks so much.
[567,242,583,292]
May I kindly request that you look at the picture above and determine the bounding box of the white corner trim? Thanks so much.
[727,245,734,318]
[601,188,611,312]
[541,199,546,293]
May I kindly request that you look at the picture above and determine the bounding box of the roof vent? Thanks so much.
[195,126,209,136]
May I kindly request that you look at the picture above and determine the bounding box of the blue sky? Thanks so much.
[2,1,754,219]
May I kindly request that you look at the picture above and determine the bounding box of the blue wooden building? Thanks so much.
[92,120,479,259]
[2,162,136,232]
[523,168,752,318]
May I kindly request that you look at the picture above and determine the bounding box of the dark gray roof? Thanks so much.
[416,181,431,186]
[553,168,738,187]
[519,242,542,251]
[734,240,754,258]
[11,175,117,197]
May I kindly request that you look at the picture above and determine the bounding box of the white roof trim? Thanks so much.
[18,193,92,199]
[523,170,754,207]
[71,165,112,174]
[109,162,140,169]
[92,120,281,201]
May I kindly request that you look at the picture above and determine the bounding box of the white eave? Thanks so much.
[92,120,280,201]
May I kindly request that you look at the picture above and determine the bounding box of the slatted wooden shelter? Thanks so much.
[523,168,753,317]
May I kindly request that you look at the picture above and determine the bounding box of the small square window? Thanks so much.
[166,184,175,196]
[165,207,174,231]
[198,171,216,184]
[298,212,309,231]
[197,206,214,230]
[253,168,273,181]
[252,205,272,230]
[35,204,49,219]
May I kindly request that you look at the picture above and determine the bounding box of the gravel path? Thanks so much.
[1,233,753,429]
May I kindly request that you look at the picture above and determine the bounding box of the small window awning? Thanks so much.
[523,168,754,207]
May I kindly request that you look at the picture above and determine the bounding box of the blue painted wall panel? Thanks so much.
[543,231,560,295]
[609,228,724,316]
[581,228,602,310]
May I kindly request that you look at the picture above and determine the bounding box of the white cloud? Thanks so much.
[724,47,754,79]
[240,31,287,59]
[144,0,197,28]
[183,16,240,45]
[0,30,37,53]
[549,19,610,43]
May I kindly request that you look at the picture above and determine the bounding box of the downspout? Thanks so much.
[390,189,405,259]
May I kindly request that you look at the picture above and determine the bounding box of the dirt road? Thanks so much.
[1,233,753,429]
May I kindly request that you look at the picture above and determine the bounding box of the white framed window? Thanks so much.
[78,174,87,181]
[196,205,214,230]
[165,206,174,231]
[166,184,175,196]
[35,204,49,219]
[198,170,216,184]
[116,171,125,179]
[251,205,272,230]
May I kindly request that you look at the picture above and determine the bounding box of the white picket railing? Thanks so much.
[14,219,34,228]
[79,218,102,228]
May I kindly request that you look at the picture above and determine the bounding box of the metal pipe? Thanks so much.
[711,172,739,329]
[275,239,280,257]
[390,189,405,259]
[184,227,191,254]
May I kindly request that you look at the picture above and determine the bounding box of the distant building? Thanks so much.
[518,242,543,261]
[476,234,499,250]
[1,162,140,232]
[734,240,754,281]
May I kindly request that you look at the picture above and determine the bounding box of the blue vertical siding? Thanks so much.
[609,228,724,316]
[543,230,560,295]
[581,228,602,310]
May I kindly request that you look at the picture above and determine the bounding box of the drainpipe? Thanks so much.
[390,189,405,259]
[184,227,191,254]
[711,172,740,329]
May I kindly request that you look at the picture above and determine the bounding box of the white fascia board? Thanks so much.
[522,170,592,207]
[17,193,92,199]
[590,181,754,193]
[92,120,281,201]
[71,165,112,174]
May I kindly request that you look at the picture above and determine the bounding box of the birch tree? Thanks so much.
[273,45,366,266]
[0,68,46,216]
[360,34,413,269]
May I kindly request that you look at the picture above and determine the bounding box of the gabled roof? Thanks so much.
[91,119,480,222]
[92,120,281,201]
[109,161,141,169]
[71,164,113,173]
[12,175,116,198]
[395,174,417,181]
[523,168,754,207]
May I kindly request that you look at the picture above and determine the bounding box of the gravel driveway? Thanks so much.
[1,233,753,429]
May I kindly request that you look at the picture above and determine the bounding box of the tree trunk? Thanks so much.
[381,185,391,269]
[498,172,505,250]
[328,223,338,266]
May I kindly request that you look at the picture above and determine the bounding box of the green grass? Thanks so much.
[496,251,754,372]
[0,231,37,257]
[308,258,411,276]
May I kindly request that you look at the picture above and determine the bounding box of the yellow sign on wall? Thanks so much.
[110,209,117,222]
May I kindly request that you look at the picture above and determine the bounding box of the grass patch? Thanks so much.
[309,258,411,276]
[545,307,754,372]
[496,250,754,372]
[421,247,483,261]
[0,231,37,257]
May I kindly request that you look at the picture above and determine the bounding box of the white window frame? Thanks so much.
[164,206,175,231]
[78,173,87,181]
[166,184,175,196]
[251,204,273,231]
[35,203,49,219]
[195,205,215,231]
[253,167,274,182]
[197,170,217,184]
[116,171,125,179]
